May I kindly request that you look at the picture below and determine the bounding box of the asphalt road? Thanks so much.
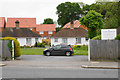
[1,55,119,78]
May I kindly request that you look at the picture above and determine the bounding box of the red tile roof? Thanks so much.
[0,17,5,27]
[6,18,36,28]
[36,24,56,32]
[63,20,87,30]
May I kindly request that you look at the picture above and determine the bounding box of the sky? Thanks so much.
[0,0,96,25]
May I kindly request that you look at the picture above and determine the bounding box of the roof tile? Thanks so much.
[6,18,36,28]
[63,20,87,30]
[52,28,88,37]
[1,28,41,37]
[0,17,5,27]
[36,24,56,32]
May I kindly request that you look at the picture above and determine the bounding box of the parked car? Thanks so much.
[43,44,74,56]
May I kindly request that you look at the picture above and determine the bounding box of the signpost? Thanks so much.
[101,29,117,40]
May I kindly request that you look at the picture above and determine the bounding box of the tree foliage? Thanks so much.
[56,2,83,27]
[43,18,54,24]
[80,10,103,39]
[82,2,119,29]
[56,27,62,32]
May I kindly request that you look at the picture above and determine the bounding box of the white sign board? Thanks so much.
[101,29,117,40]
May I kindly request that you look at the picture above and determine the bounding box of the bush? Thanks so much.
[92,35,101,40]
[115,34,120,40]
[73,45,81,48]
[37,43,45,47]
[73,45,77,48]
[1,37,21,57]
[8,40,12,55]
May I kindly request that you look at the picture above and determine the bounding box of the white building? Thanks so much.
[51,28,88,46]
[1,28,42,46]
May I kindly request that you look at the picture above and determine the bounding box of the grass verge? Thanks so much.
[21,46,88,55]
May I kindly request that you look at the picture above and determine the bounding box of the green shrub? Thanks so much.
[8,40,12,55]
[37,43,45,47]
[73,45,77,48]
[1,37,21,57]
[92,35,101,40]
[76,45,81,48]
[115,34,120,40]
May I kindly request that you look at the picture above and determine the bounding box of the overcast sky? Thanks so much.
[0,0,96,24]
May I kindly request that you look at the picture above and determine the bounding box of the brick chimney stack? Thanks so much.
[15,20,19,28]
[70,21,74,29]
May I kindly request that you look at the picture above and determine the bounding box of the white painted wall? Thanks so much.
[17,37,42,46]
[17,38,26,46]
[51,37,88,46]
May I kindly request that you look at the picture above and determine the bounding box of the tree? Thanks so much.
[56,27,62,32]
[43,18,54,24]
[82,2,119,29]
[56,2,83,27]
[80,10,104,39]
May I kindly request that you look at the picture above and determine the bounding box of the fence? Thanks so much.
[89,40,120,61]
[0,40,12,60]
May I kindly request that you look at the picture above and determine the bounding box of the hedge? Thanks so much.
[92,35,101,40]
[8,40,12,55]
[1,37,21,57]
[115,34,120,40]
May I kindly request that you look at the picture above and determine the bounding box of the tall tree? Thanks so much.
[56,2,83,27]
[82,2,119,29]
[43,18,54,24]
[80,10,104,39]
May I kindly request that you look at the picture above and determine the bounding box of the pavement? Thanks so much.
[1,55,120,78]
[1,55,120,69]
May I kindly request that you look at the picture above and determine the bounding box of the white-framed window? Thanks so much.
[48,31,53,34]
[35,38,39,42]
[30,28,32,30]
[54,38,58,42]
[62,38,67,43]
[26,38,32,44]
[39,31,44,34]
[76,37,81,43]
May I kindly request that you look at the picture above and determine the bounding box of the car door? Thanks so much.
[52,45,63,55]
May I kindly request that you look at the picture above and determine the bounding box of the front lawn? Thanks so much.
[21,46,88,55]
[21,48,45,55]
[73,46,88,55]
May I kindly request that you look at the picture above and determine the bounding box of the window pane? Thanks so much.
[30,28,32,30]
[35,38,38,42]
[76,38,81,43]
[62,38,67,43]
[54,38,58,42]
[48,31,53,34]
[26,38,32,44]
[40,31,44,34]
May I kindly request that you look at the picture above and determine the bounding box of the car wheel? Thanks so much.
[46,51,51,56]
[66,52,71,56]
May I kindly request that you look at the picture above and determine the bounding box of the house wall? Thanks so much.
[17,37,42,46]
[51,37,88,46]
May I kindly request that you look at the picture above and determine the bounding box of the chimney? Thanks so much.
[70,21,74,29]
[15,20,19,28]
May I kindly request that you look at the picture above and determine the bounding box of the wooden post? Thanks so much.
[12,40,14,60]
